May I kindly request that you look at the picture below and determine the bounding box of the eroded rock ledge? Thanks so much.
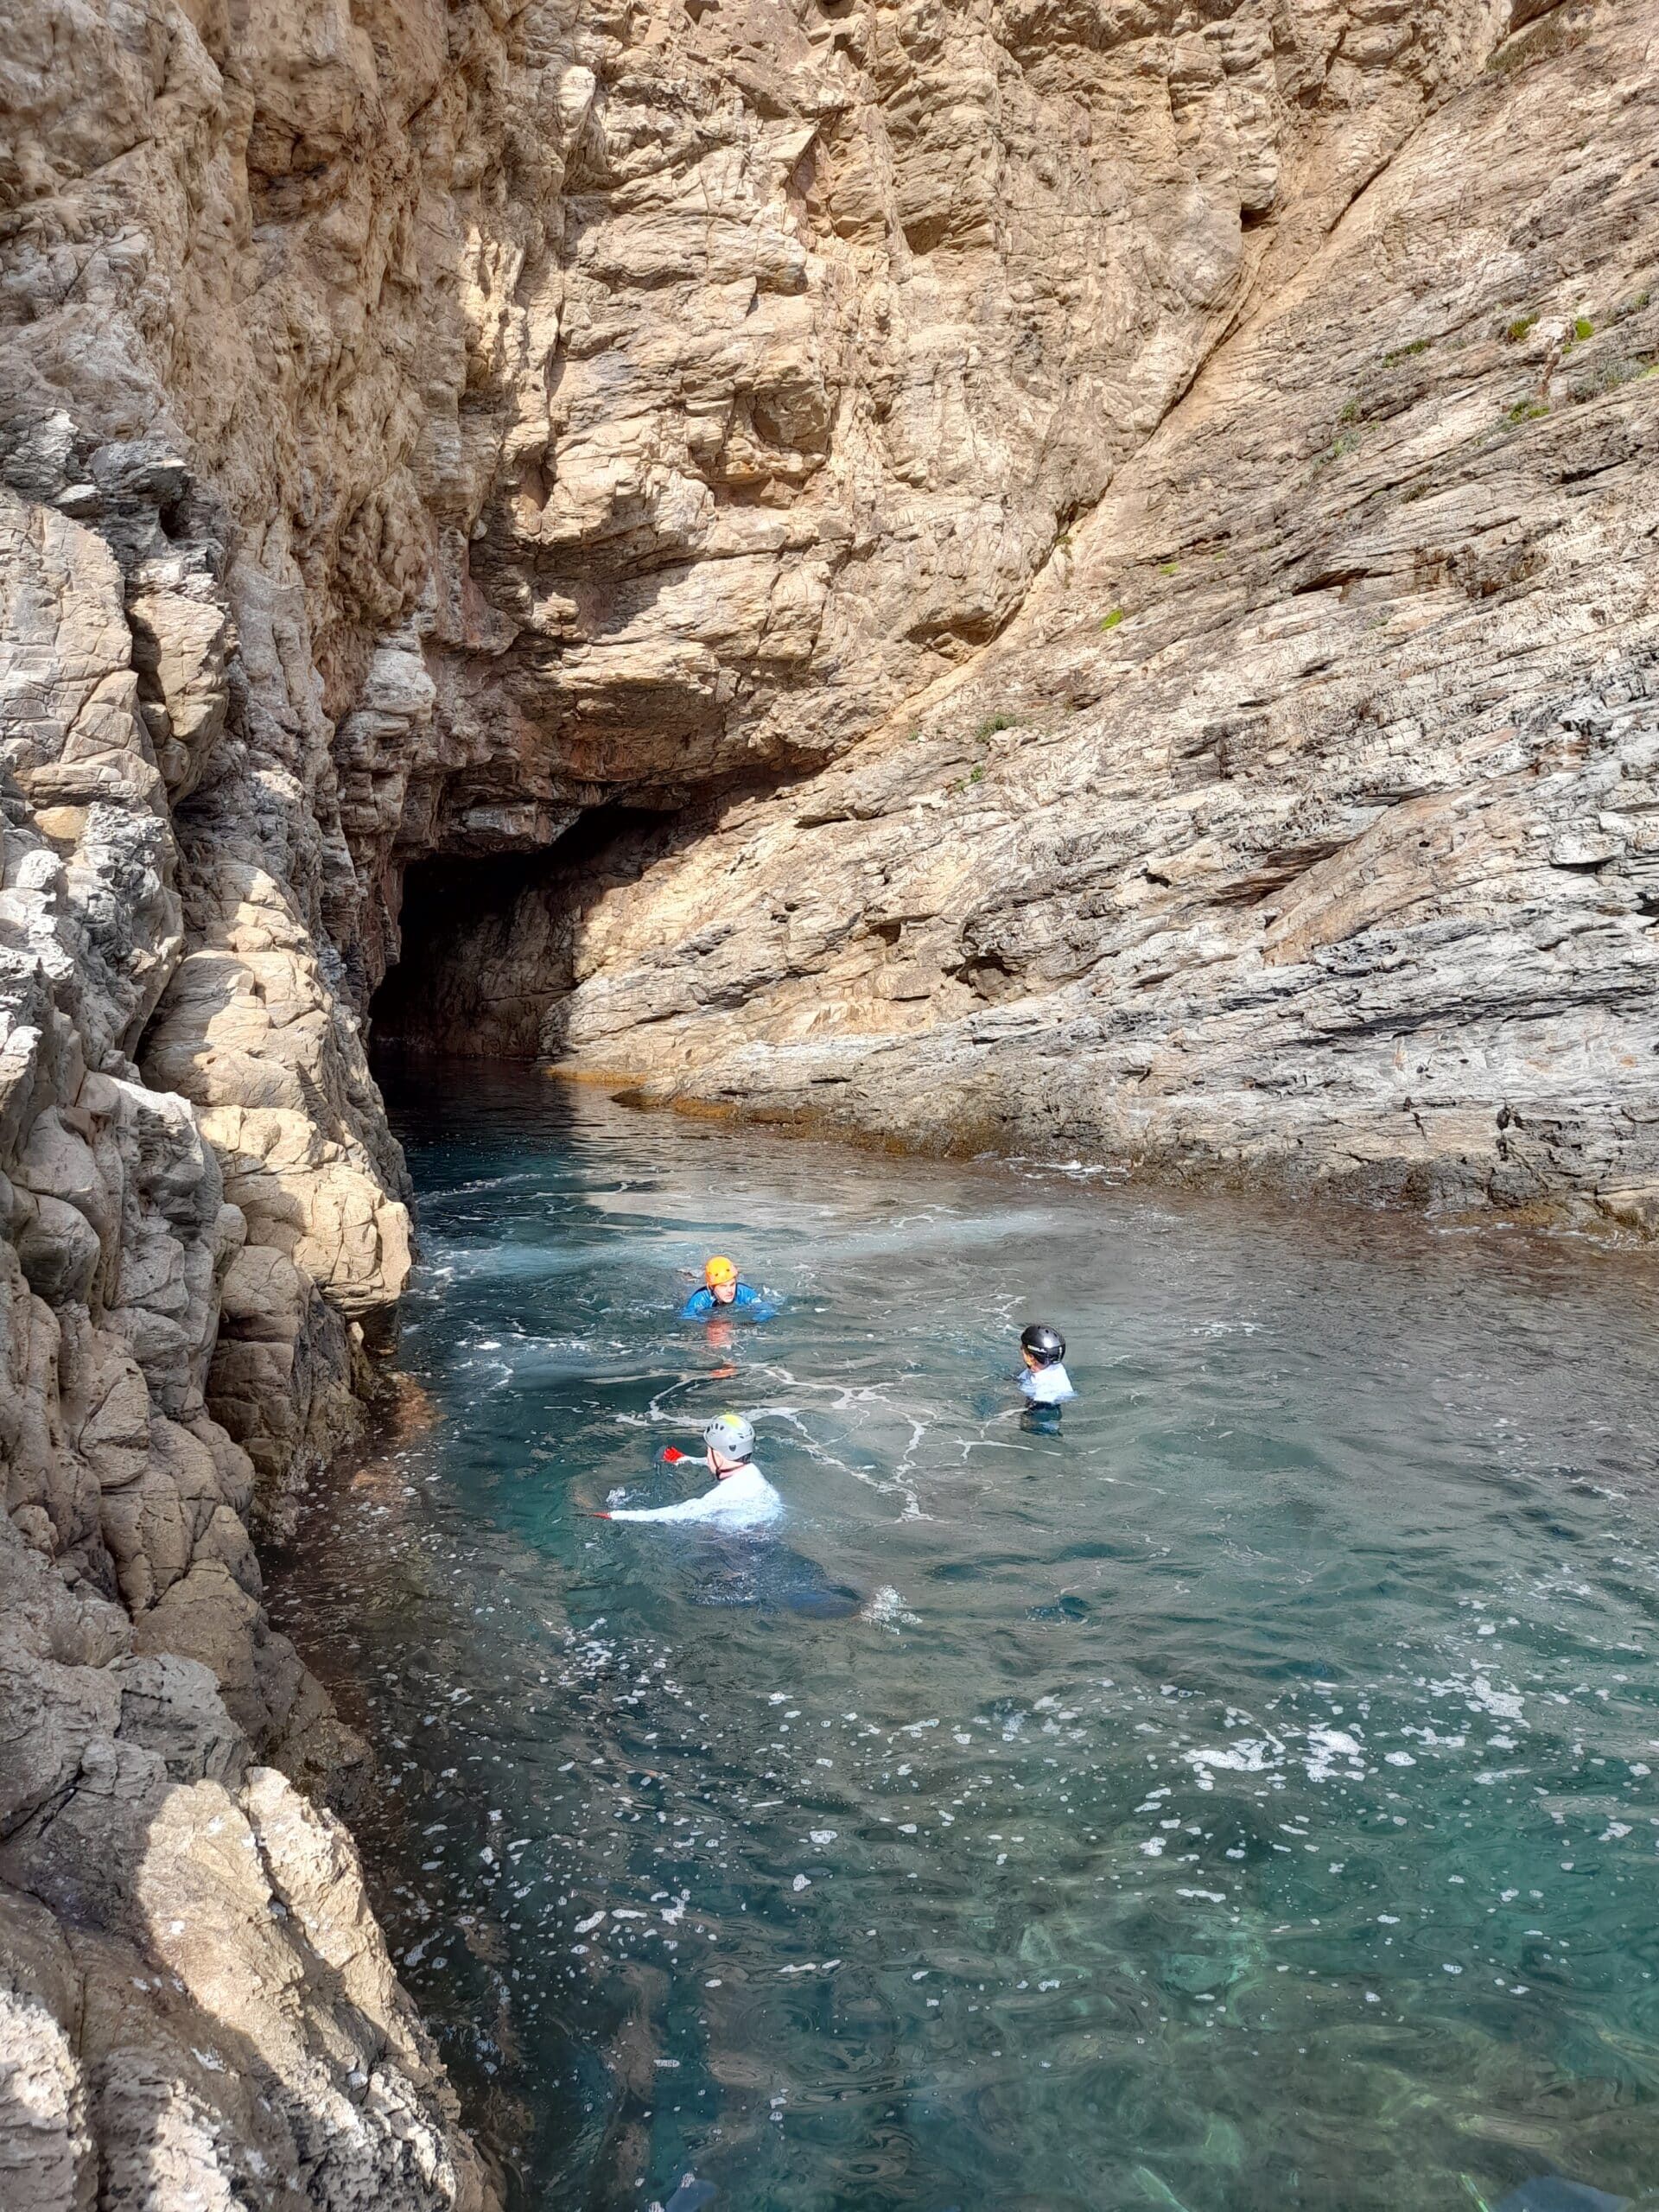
[0,0,1645,2199]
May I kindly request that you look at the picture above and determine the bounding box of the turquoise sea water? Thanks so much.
[268,1066,1659,2212]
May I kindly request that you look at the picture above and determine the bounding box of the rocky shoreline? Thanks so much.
[2,0,1651,2199]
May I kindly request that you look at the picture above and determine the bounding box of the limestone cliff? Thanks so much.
[0,0,1648,2198]
[392,0,1659,1230]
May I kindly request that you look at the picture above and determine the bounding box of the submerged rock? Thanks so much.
[658,2178,717,2212]
[1492,2181,1630,2212]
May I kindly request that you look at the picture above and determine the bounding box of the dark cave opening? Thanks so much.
[369,804,665,1060]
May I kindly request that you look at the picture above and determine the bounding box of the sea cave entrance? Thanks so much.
[368,804,664,1061]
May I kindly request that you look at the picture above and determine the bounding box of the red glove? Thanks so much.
[658,1446,690,1464]
[581,1510,613,1520]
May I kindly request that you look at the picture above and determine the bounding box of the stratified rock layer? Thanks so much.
[0,0,1649,2199]
[0,486,486,2199]
[423,0,1659,1230]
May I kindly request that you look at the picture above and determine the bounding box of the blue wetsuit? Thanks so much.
[680,1281,773,1320]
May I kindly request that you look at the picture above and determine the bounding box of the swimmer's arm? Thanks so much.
[606,1489,721,1523]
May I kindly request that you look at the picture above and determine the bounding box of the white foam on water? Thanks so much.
[1185,1736,1285,1777]
[1435,1673,1527,1723]
[864,1586,921,1632]
[1303,1726,1367,1782]
[758,1402,926,1519]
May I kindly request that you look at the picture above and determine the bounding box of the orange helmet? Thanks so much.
[704,1255,738,1287]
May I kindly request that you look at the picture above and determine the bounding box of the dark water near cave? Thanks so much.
[268,1066,1659,2212]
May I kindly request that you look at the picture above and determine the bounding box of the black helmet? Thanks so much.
[1020,1323,1065,1365]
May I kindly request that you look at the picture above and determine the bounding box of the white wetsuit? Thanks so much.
[608,1461,782,1529]
[1020,1361,1076,1406]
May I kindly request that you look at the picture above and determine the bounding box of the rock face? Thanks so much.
[0,1524,490,2212]
[0,497,485,2197]
[0,0,1650,2196]
[403,0,1659,1232]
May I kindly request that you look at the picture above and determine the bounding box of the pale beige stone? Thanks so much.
[0,0,1649,2200]
[423,0,1659,1232]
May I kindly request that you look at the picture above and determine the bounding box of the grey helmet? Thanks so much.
[1020,1323,1065,1366]
[703,1411,755,1462]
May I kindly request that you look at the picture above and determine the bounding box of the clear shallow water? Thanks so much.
[269,1066,1659,2212]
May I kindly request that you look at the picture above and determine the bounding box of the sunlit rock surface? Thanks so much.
[0,0,1649,2196]
[424,1,1659,1230]
[0,1513,488,2211]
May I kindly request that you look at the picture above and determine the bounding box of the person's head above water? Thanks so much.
[703,1410,755,1473]
[1020,1322,1065,1370]
[703,1255,740,1305]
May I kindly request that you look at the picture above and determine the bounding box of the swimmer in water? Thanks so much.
[679,1255,775,1321]
[593,1413,781,1529]
[1018,1323,1076,1408]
